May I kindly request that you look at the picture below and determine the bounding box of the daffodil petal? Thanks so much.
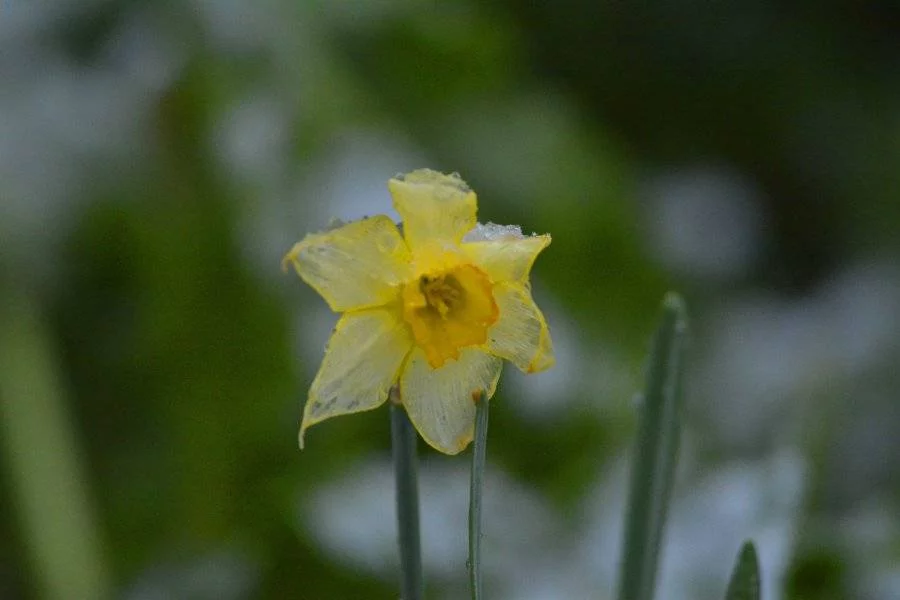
[300,308,413,446]
[530,313,555,373]
[486,282,555,373]
[399,347,502,455]
[283,216,411,312]
[462,234,551,284]
[388,169,477,249]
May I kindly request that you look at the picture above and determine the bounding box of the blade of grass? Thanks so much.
[468,394,489,600]
[390,398,424,600]
[616,292,688,600]
[724,541,760,600]
[0,286,111,600]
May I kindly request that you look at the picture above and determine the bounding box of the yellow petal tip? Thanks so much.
[282,243,301,273]
[527,355,555,374]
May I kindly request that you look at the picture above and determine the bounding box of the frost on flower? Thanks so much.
[283,169,554,455]
[463,222,524,242]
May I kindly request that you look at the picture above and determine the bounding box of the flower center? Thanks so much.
[401,263,498,368]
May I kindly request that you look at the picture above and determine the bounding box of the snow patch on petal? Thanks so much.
[464,221,524,242]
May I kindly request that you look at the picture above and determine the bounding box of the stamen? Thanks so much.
[402,262,498,368]
[419,274,463,319]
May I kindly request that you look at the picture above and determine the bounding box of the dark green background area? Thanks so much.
[1,2,898,599]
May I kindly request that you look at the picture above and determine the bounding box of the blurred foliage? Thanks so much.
[1,1,899,599]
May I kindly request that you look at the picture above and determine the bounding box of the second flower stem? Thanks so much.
[469,394,489,600]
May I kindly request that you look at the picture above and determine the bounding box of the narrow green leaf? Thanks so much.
[391,400,424,600]
[616,292,689,600]
[725,541,760,600]
[0,287,111,600]
[468,395,489,600]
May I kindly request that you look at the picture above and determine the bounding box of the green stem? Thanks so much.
[468,396,489,600]
[616,293,688,600]
[390,401,423,600]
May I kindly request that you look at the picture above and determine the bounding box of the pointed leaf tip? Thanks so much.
[724,540,760,600]
[662,292,688,331]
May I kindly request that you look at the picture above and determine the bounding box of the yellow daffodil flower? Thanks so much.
[284,169,554,454]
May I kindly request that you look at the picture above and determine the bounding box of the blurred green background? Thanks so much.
[1,1,899,599]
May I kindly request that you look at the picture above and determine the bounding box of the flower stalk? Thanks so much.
[468,393,489,600]
[390,395,424,600]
